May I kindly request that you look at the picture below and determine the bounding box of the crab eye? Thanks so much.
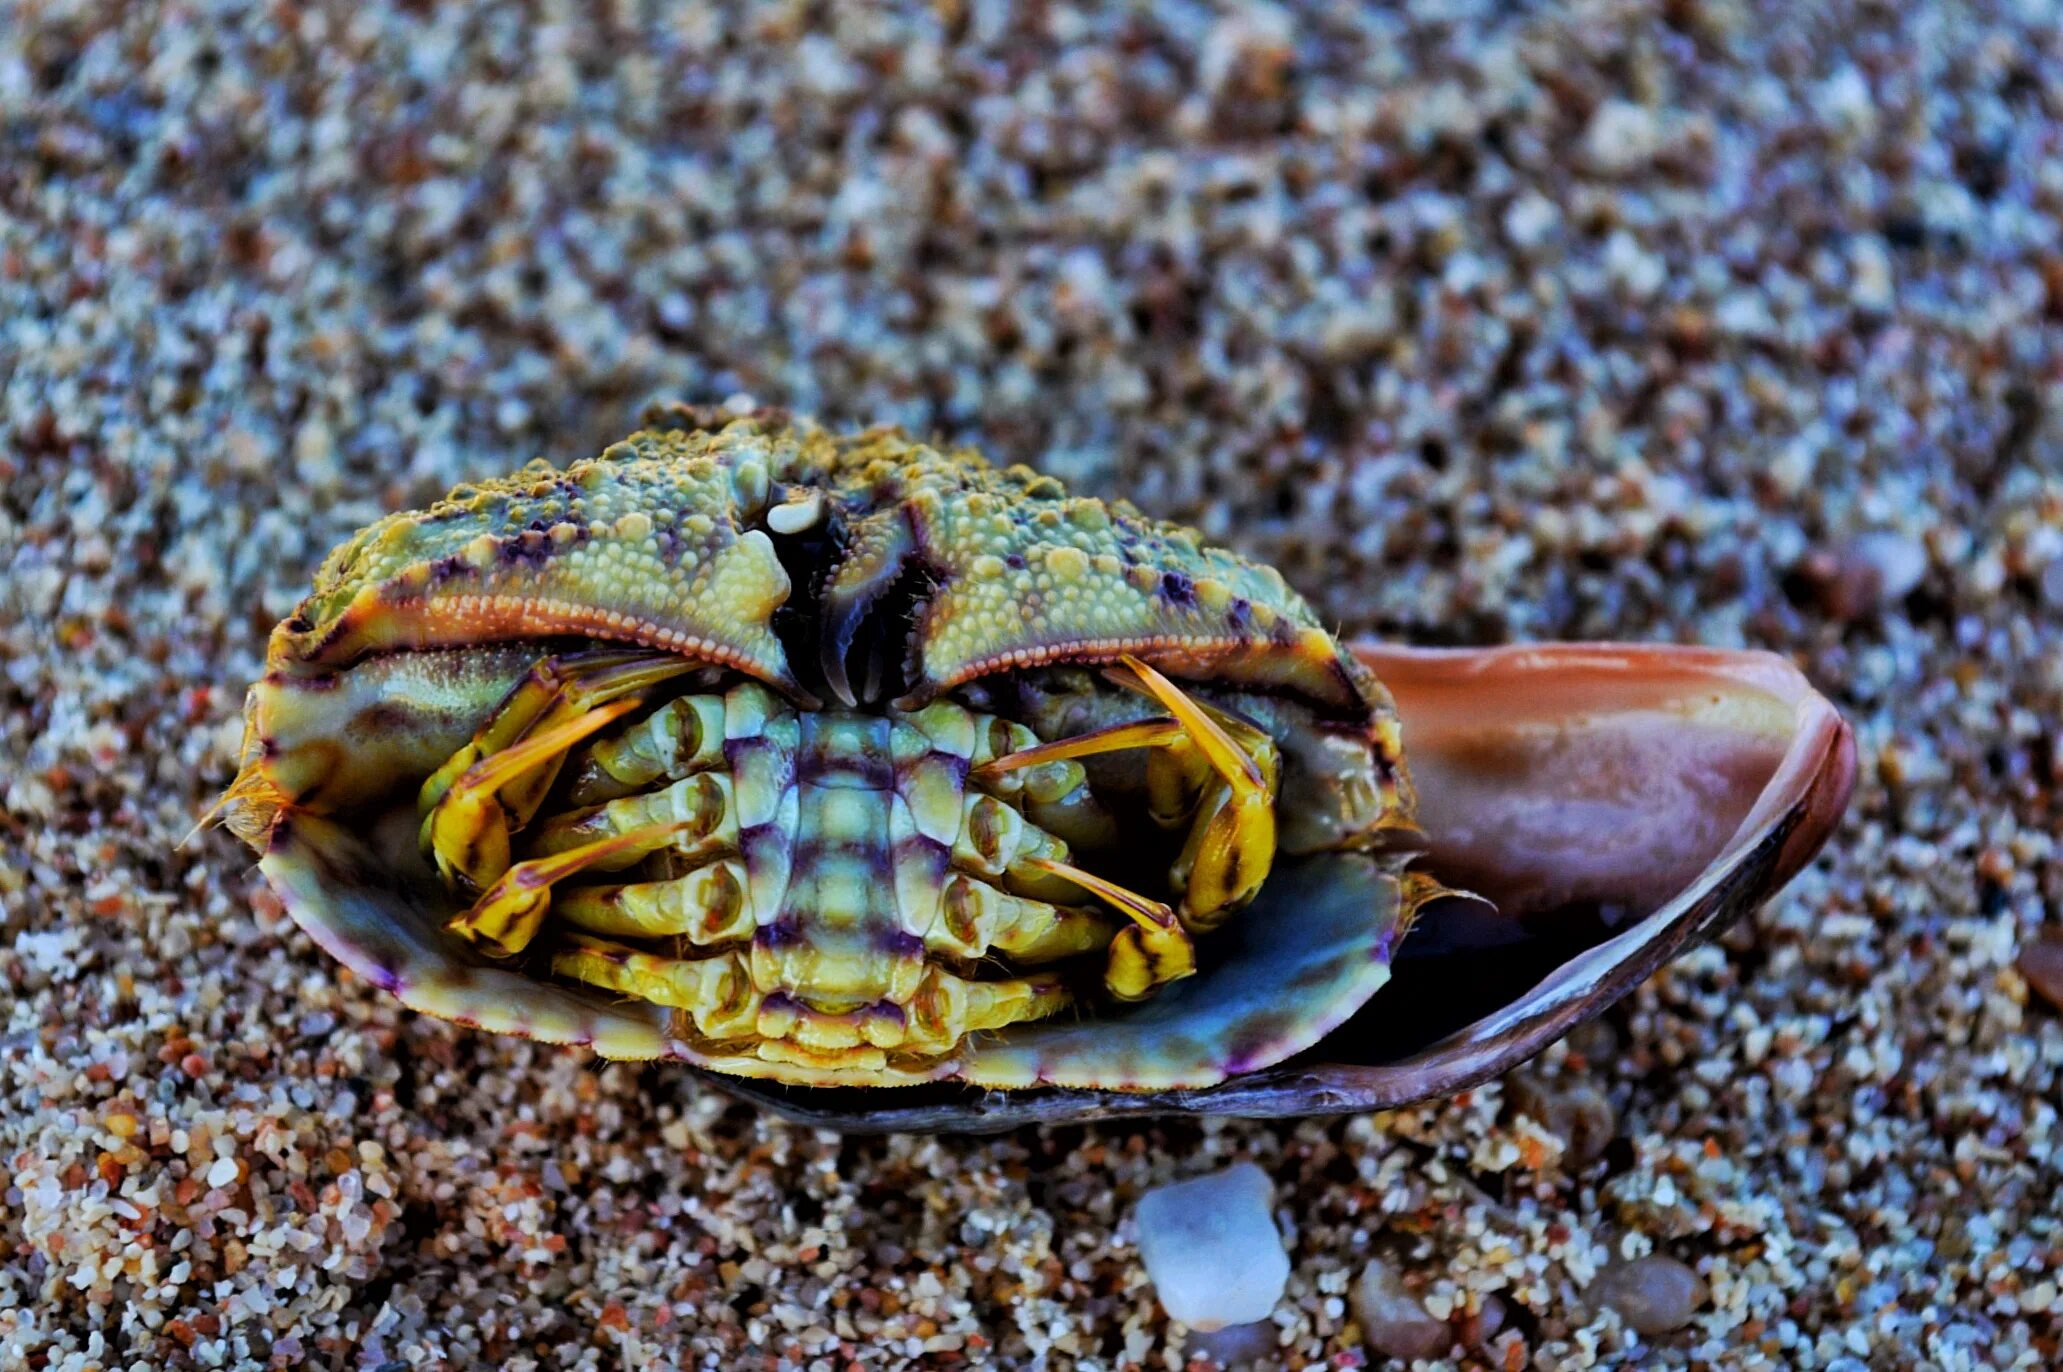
[765,487,825,535]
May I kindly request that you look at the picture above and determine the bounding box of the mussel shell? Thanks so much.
[696,642,1854,1131]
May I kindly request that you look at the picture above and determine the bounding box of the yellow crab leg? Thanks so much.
[418,650,697,822]
[550,936,1073,1067]
[974,716,1188,777]
[978,654,1281,929]
[1108,655,1279,927]
[1110,655,1266,789]
[1024,856,1195,1001]
[446,819,694,957]
[420,695,643,892]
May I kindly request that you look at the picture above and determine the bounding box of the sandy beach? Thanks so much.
[3,2,2059,1367]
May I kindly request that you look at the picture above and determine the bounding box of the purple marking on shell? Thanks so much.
[876,929,927,959]
[797,737,893,790]
[888,834,950,869]
[265,668,340,692]
[755,917,805,949]
[498,530,555,568]
[738,825,791,868]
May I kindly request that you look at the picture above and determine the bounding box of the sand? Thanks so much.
[2,2,2059,1367]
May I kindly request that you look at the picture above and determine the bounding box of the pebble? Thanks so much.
[1351,1258,1451,1363]
[2043,558,2063,613]
[1580,101,1666,175]
[1182,1320,1280,1369]
[1134,1164,1289,1331]
[1502,193,1561,252]
[2017,936,2063,1013]
[1589,1255,1709,1335]
[1814,532,1930,619]
[1507,1075,1618,1165]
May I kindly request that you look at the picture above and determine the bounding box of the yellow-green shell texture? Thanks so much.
[271,410,1386,715]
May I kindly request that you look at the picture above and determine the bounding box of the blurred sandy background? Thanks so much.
[3,2,2060,1367]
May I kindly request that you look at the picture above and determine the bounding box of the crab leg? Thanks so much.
[419,649,696,888]
[446,819,694,957]
[1023,856,1195,1001]
[931,874,1114,964]
[977,654,1281,930]
[419,696,644,892]
[562,694,730,806]
[525,770,735,862]
[553,859,756,945]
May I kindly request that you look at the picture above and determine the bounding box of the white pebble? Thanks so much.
[206,1156,240,1189]
[1581,100,1664,175]
[1850,235,1895,312]
[1135,1163,1289,1331]
[1846,531,1929,605]
[1502,192,1560,251]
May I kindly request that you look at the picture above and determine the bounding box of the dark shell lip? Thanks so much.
[694,641,1856,1132]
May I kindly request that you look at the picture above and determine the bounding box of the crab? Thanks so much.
[217,407,1854,1125]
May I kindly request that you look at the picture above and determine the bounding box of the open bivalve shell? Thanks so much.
[703,641,1855,1130]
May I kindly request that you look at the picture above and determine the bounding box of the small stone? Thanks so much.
[2017,936,2063,1012]
[1135,1163,1289,1331]
[1581,100,1665,175]
[1590,1255,1708,1334]
[1508,1075,1618,1165]
[205,1155,240,1189]
[1814,65,1878,137]
[1806,532,1929,620]
[1848,531,1929,602]
[293,417,339,489]
[1183,1320,1279,1368]
[1502,192,1560,251]
[1850,235,1895,312]
[1352,1258,1450,1362]
[1603,230,1666,298]
[2039,558,2063,612]
[1466,1293,1508,1348]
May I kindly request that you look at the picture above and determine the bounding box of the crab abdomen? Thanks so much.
[533,683,1121,1085]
